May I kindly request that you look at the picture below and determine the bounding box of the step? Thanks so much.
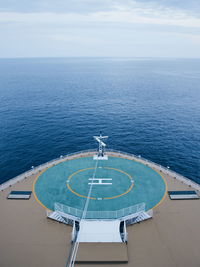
[47,211,68,224]
[75,242,128,263]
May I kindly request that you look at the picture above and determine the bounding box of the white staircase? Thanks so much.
[126,211,152,225]
[47,211,69,224]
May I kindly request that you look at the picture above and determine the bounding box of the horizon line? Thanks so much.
[0,56,200,60]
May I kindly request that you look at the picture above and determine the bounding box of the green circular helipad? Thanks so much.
[33,154,167,217]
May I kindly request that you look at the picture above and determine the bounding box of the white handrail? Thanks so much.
[0,150,96,191]
[106,150,200,191]
[54,202,145,220]
[1,149,199,192]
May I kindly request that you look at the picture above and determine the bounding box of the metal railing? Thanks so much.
[55,202,145,220]
[106,149,200,191]
[0,149,96,191]
[1,148,200,192]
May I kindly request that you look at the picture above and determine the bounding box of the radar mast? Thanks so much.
[93,132,108,160]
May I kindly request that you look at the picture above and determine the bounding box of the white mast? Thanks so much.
[93,132,108,160]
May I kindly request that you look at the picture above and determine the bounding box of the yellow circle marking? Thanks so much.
[128,157,168,210]
[150,168,168,210]
[32,153,167,212]
[104,154,168,210]
[67,167,134,200]
[32,155,92,210]
[32,167,53,211]
[109,153,168,210]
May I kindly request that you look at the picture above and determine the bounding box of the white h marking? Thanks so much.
[88,178,112,185]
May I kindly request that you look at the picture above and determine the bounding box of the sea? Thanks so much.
[0,58,199,185]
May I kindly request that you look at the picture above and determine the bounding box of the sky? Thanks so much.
[0,0,200,58]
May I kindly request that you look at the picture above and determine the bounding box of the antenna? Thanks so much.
[93,133,108,159]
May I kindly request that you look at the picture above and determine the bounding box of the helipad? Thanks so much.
[33,154,167,218]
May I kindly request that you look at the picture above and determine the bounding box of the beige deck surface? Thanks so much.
[0,174,72,267]
[0,170,200,267]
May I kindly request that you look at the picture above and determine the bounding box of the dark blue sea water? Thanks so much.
[0,58,199,185]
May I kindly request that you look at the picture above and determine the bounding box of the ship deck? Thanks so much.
[0,153,200,267]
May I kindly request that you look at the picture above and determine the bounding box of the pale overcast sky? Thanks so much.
[0,0,200,58]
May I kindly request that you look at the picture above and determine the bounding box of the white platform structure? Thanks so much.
[76,220,123,243]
